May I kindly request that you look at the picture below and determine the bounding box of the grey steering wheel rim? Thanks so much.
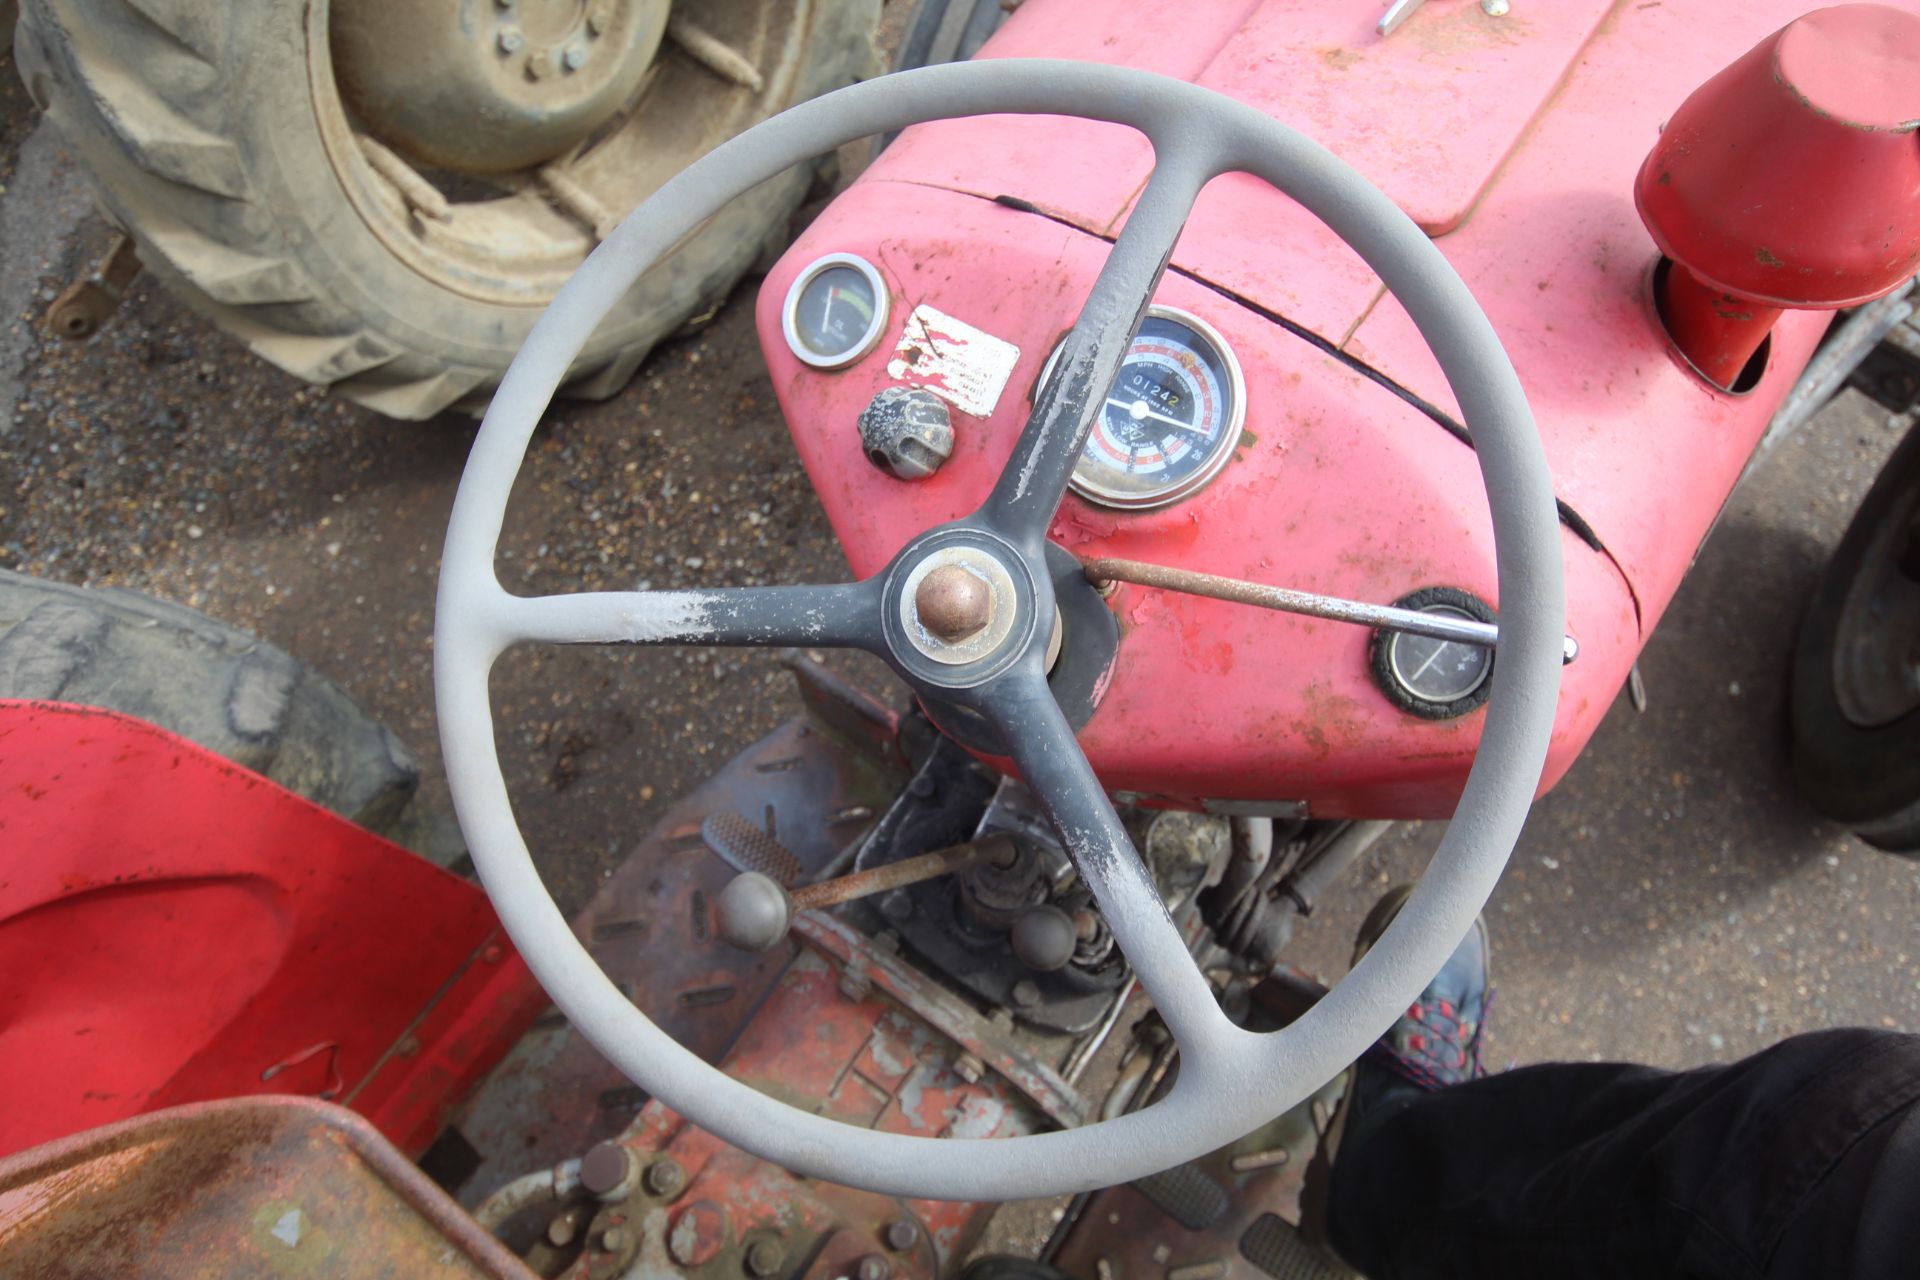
[434,60,1564,1202]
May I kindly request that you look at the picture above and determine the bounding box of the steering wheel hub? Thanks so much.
[887,535,1034,676]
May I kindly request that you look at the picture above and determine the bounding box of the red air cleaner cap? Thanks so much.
[1637,4,1920,311]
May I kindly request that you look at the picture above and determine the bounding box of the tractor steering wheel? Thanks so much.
[435,60,1564,1202]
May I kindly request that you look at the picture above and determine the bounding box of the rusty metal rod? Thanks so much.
[1082,557,1579,664]
[789,833,1018,912]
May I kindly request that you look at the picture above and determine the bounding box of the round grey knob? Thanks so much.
[1010,904,1078,972]
[715,872,793,952]
[915,565,992,643]
[859,387,953,480]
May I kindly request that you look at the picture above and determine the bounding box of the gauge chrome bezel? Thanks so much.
[780,252,891,370]
[1035,304,1248,511]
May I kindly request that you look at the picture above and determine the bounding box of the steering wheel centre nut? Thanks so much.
[898,547,1021,666]
[916,564,993,642]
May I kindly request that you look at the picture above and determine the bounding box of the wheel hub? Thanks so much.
[330,0,669,173]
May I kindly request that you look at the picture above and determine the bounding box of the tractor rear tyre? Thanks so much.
[13,0,880,420]
[0,569,462,864]
[1790,421,1920,855]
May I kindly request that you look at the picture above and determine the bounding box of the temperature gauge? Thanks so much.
[1371,588,1498,720]
[1037,306,1246,510]
[781,253,889,369]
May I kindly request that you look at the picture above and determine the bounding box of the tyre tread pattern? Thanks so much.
[16,0,881,419]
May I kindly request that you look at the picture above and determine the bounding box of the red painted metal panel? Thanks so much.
[757,0,1917,812]
[758,184,1636,814]
[1341,0,1876,639]
[0,700,542,1157]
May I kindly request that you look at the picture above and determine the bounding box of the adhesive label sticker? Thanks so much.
[886,304,1022,419]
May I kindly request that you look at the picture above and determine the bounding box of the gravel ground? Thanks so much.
[2,24,1915,1233]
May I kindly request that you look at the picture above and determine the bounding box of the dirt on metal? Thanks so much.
[0,1097,535,1279]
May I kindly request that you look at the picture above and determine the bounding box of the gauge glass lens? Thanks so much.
[1046,309,1244,509]
[782,255,888,369]
[1387,606,1492,704]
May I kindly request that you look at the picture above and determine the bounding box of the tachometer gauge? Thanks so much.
[782,253,889,369]
[1037,307,1246,510]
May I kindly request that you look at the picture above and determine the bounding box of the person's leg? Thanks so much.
[1328,1027,1920,1279]
[1312,886,1920,1279]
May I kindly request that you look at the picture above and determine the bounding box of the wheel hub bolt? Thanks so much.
[883,1220,919,1252]
[564,43,588,71]
[497,25,524,52]
[916,565,992,643]
[857,1254,893,1280]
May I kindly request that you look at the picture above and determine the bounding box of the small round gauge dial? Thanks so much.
[1038,307,1246,510]
[781,253,889,369]
[1371,588,1498,720]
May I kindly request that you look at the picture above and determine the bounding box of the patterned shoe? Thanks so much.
[1352,883,1493,1091]
[1300,884,1493,1254]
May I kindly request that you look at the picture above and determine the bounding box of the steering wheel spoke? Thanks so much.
[981,150,1219,544]
[493,579,884,651]
[981,670,1241,1059]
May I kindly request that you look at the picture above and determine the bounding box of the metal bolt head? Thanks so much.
[526,47,553,79]
[586,4,612,35]
[883,1220,919,1252]
[602,1227,627,1253]
[547,1213,578,1247]
[1481,0,1510,13]
[1011,978,1043,1009]
[952,1052,985,1085]
[580,1141,637,1199]
[856,1254,893,1280]
[497,25,524,52]
[915,565,992,643]
[563,43,588,71]
[745,1236,786,1277]
[643,1157,688,1200]
[858,387,954,480]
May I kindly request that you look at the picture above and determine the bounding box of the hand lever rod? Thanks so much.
[1082,557,1579,664]
[715,834,1018,952]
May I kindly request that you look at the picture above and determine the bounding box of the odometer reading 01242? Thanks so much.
[1040,307,1246,510]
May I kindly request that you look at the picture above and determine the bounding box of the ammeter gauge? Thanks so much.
[1371,587,1498,719]
[1037,307,1245,510]
[781,253,889,369]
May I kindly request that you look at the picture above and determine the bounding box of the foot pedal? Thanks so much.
[702,811,801,885]
[1239,1213,1353,1280]
[1130,1164,1229,1230]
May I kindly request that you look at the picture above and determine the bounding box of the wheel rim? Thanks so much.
[307,0,823,305]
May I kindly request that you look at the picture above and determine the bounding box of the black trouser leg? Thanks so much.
[1327,1028,1920,1280]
